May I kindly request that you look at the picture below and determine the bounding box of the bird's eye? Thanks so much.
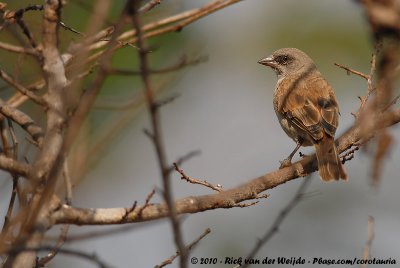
[276,55,290,65]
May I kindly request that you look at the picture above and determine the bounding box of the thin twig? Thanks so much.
[123,188,155,222]
[360,216,375,268]
[0,70,46,106]
[367,49,377,93]
[8,1,68,266]
[62,4,128,153]
[139,0,162,13]
[3,1,238,113]
[383,94,400,112]
[242,176,313,268]
[6,245,111,268]
[173,163,222,192]
[130,1,187,266]
[51,109,400,226]
[85,0,242,65]
[137,188,156,217]
[1,118,19,235]
[7,118,19,230]
[94,78,172,111]
[143,128,155,141]
[0,103,45,147]
[0,117,20,234]
[33,160,73,266]
[0,154,31,177]
[340,146,360,164]
[67,26,115,55]
[7,118,18,160]
[36,224,70,267]
[3,5,44,48]
[2,4,44,48]
[59,21,84,35]
[155,228,211,268]
[232,201,259,208]
[108,55,208,76]
[0,41,39,56]
[138,0,243,41]
[1,177,19,234]
[334,62,370,80]
[0,118,11,157]
[335,46,378,118]
[122,202,137,222]
[62,159,73,205]
[46,214,161,243]
[155,93,181,109]
[166,150,201,174]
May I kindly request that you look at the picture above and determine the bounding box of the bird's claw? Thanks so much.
[299,152,308,158]
[279,158,292,169]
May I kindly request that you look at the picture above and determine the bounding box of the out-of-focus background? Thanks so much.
[1,1,399,267]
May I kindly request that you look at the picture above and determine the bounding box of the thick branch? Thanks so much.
[51,109,400,225]
[0,41,39,56]
[8,1,67,267]
[0,104,44,147]
[0,155,30,177]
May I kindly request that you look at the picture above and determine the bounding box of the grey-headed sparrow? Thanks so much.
[258,48,347,181]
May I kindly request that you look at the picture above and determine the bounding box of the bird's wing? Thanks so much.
[310,76,340,138]
[279,73,339,142]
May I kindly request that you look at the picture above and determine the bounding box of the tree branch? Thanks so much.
[155,228,211,268]
[242,176,312,268]
[51,109,400,225]
[129,1,187,267]
[0,154,30,178]
[0,103,44,147]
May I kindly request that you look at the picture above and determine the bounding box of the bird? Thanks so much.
[258,48,347,181]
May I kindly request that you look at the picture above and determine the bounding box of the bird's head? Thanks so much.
[258,48,316,78]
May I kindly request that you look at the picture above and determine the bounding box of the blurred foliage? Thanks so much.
[0,0,189,180]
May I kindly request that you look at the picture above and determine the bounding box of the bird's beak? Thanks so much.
[258,56,276,67]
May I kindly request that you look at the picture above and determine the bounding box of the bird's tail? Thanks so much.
[314,136,347,181]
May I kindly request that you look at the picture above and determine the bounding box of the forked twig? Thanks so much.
[334,46,378,117]
[137,188,156,217]
[242,176,313,268]
[155,228,211,268]
[36,225,70,267]
[360,216,375,268]
[130,1,187,266]
[173,163,222,192]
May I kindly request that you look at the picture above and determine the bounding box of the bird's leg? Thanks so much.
[279,141,302,169]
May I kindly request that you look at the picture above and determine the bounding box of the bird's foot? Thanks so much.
[279,158,292,169]
[299,152,308,158]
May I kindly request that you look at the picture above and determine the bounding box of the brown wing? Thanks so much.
[277,72,340,142]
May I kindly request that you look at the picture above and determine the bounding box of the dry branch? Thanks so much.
[360,216,375,268]
[0,70,45,106]
[130,0,187,267]
[242,176,312,268]
[174,163,222,192]
[0,154,30,177]
[0,103,44,147]
[0,41,39,56]
[139,0,162,13]
[155,228,211,268]
[51,108,400,225]
[0,0,399,266]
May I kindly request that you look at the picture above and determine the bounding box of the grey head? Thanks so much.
[258,48,316,78]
